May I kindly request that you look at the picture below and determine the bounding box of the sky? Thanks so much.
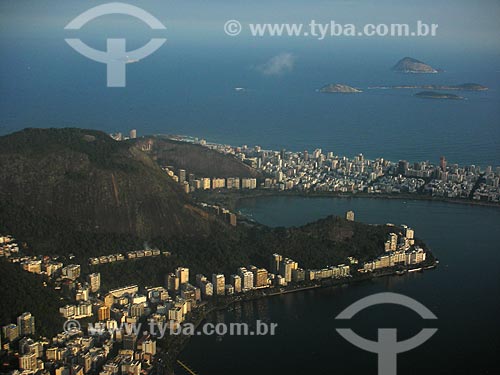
[0,0,499,50]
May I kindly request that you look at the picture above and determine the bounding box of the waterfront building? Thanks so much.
[211,178,225,189]
[230,274,242,293]
[212,274,226,296]
[279,258,298,282]
[201,281,213,297]
[238,267,254,291]
[254,268,269,288]
[270,253,282,274]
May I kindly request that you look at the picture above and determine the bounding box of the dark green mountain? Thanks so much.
[138,136,261,178]
[0,128,213,242]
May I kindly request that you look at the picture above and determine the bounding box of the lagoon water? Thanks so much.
[179,197,500,374]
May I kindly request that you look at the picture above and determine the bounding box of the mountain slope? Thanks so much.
[0,128,211,240]
[139,136,261,178]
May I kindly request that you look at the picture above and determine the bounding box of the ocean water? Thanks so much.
[179,197,500,375]
[1,37,499,167]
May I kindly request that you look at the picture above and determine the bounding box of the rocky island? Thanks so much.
[392,57,439,73]
[319,83,363,93]
[415,91,464,100]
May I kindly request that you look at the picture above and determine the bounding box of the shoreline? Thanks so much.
[193,189,500,212]
[164,261,437,374]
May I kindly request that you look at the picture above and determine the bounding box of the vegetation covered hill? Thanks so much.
[0,128,394,332]
[0,128,215,243]
[0,259,65,336]
[139,136,261,178]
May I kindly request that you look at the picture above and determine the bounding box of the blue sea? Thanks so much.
[1,36,499,167]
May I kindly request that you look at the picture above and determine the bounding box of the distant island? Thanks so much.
[415,91,464,100]
[370,83,488,91]
[319,83,362,93]
[392,57,438,73]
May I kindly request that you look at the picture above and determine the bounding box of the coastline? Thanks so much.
[164,260,438,374]
[192,189,500,213]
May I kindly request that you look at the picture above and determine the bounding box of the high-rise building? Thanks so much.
[143,339,156,355]
[211,178,225,189]
[19,352,37,372]
[254,268,268,288]
[241,178,257,189]
[88,273,101,293]
[104,293,114,307]
[61,264,81,280]
[279,258,298,282]
[230,275,242,293]
[201,281,213,297]
[123,333,137,350]
[175,267,189,285]
[167,273,180,292]
[201,178,211,190]
[17,312,35,337]
[440,156,447,171]
[2,324,19,342]
[345,211,355,221]
[212,274,225,296]
[292,268,305,282]
[238,268,254,291]
[129,129,137,139]
[385,233,398,252]
[178,169,186,184]
[98,306,110,321]
[270,253,282,274]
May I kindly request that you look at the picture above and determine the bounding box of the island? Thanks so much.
[318,83,363,93]
[392,57,438,73]
[370,83,488,91]
[415,91,464,100]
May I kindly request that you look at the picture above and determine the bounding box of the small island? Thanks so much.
[370,83,488,91]
[392,57,438,73]
[319,83,363,93]
[415,91,464,100]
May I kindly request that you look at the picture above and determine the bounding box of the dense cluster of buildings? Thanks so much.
[361,225,427,272]
[191,138,499,203]
[1,217,429,375]
[88,249,170,266]
[162,166,258,195]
